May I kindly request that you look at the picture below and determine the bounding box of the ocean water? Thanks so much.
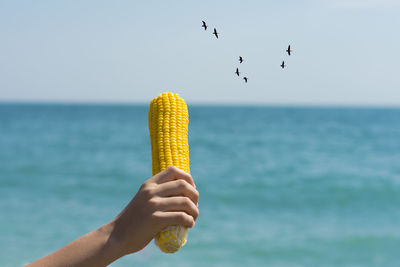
[1,103,400,267]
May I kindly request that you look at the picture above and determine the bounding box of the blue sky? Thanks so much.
[0,0,399,105]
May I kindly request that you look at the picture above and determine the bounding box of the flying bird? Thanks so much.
[286,45,292,56]
[281,61,285,69]
[202,20,207,30]
[213,28,219,39]
[243,77,248,83]
[235,68,240,76]
[239,56,243,63]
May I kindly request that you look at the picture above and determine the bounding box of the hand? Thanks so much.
[109,166,199,255]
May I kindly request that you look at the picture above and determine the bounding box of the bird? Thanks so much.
[239,56,243,63]
[213,28,219,39]
[281,61,285,69]
[235,68,240,76]
[202,20,207,31]
[286,45,292,56]
[243,77,248,83]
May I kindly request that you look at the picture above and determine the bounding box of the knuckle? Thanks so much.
[148,197,160,208]
[176,212,187,221]
[193,189,199,201]
[184,172,193,181]
[140,183,152,195]
[186,172,193,180]
[177,179,188,188]
[151,211,163,222]
[140,182,148,191]
[193,208,199,219]
[182,197,192,206]
[183,214,194,227]
[166,166,178,173]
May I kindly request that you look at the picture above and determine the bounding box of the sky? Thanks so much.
[0,0,399,106]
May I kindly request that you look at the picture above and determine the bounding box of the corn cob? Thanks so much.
[148,92,190,253]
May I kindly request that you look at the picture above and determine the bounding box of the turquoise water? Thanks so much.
[1,104,400,266]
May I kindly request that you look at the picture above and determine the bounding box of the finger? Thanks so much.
[151,166,195,187]
[154,211,195,229]
[156,196,199,220]
[154,179,199,204]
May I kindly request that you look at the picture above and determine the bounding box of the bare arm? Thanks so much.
[26,166,199,267]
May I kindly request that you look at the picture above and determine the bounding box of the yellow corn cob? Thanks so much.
[148,92,190,253]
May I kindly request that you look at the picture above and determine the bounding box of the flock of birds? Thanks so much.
[201,20,293,83]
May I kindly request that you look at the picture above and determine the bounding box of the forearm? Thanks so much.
[25,168,199,266]
[26,222,123,267]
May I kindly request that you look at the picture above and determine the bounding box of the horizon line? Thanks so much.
[0,99,400,109]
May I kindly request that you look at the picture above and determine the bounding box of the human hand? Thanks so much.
[108,166,199,256]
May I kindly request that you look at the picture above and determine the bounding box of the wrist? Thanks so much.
[98,221,126,264]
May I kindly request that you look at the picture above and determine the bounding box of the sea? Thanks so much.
[1,103,399,267]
